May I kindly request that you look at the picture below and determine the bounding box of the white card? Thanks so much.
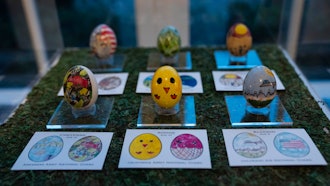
[212,70,285,91]
[58,73,129,96]
[12,132,114,170]
[119,129,211,169]
[136,72,203,94]
[222,128,327,166]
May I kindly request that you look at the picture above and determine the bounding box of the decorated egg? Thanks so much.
[63,65,98,109]
[157,26,181,57]
[243,66,276,108]
[90,24,117,59]
[151,65,182,108]
[226,23,252,56]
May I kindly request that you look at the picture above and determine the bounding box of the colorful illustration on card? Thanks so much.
[143,75,153,88]
[170,134,203,160]
[232,132,267,158]
[129,133,162,160]
[98,76,121,90]
[273,132,310,158]
[68,136,102,162]
[28,136,63,162]
[181,75,197,89]
[219,73,243,87]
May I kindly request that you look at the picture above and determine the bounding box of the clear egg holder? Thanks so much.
[137,96,196,127]
[47,97,114,129]
[147,52,192,71]
[225,95,293,127]
[214,50,262,69]
[91,54,126,72]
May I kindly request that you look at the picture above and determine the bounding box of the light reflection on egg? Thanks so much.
[151,66,182,108]
[226,23,252,56]
[157,26,181,57]
[63,65,98,109]
[90,24,117,59]
[243,66,276,108]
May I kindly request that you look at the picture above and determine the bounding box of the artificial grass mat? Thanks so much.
[0,45,329,185]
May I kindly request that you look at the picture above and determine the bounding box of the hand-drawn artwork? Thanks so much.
[273,132,310,158]
[129,133,162,160]
[90,24,117,59]
[157,26,181,57]
[143,75,153,88]
[68,136,102,162]
[226,23,252,57]
[170,134,203,160]
[181,75,197,89]
[98,76,121,90]
[232,132,267,158]
[28,136,63,162]
[243,66,276,108]
[219,73,243,87]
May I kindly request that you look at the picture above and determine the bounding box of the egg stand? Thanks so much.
[92,54,125,72]
[214,50,262,69]
[137,96,196,127]
[147,52,192,71]
[46,97,114,129]
[224,95,293,127]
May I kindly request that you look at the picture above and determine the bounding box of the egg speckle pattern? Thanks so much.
[226,23,252,56]
[63,65,98,109]
[243,66,276,108]
[151,66,182,108]
[90,24,117,59]
[157,26,181,57]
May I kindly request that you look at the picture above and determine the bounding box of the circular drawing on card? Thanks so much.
[219,73,243,87]
[170,134,203,160]
[273,132,310,158]
[233,132,267,158]
[69,136,102,162]
[181,75,197,89]
[143,75,153,88]
[98,76,121,90]
[129,133,162,160]
[28,136,63,162]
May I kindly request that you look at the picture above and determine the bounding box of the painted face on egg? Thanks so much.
[129,133,162,160]
[90,24,117,59]
[151,66,182,108]
[157,26,181,57]
[63,65,98,109]
[226,23,252,56]
[243,66,276,108]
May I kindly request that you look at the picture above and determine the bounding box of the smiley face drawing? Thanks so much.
[151,65,182,108]
[129,133,162,160]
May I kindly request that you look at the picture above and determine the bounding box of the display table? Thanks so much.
[1,45,329,185]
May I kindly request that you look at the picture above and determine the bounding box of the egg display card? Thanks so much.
[214,50,262,69]
[136,72,203,94]
[118,129,212,169]
[58,73,129,96]
[212,70,285,91]
[222,128,327,167]
[12,132,113,170]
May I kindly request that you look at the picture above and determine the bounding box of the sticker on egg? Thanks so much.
[151,65,182,109]
[90,24,117,59]
[157,26,181,57]
[243,66,276,108]
[226,23,252,56]
[63,65,98,109]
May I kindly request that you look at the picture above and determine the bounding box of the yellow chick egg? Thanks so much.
[129,133,162,160]
[226,23,252,56]
[151,66,182,109]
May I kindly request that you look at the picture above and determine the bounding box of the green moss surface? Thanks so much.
[1,45,329,185]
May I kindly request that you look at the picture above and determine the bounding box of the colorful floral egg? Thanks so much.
[157,26,181,57]
[243,66,276,108]
[226,23,252,56]
[63,65,98,109]
[151,65,182,108]
[90,24,117,59]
